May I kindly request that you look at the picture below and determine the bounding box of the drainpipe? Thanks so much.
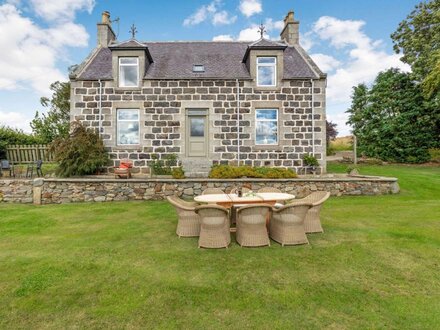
[311,79,315,156]
[98,79,102,136]
[236,78,240,166]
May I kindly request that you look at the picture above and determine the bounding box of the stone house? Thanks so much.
[70,10,327,177]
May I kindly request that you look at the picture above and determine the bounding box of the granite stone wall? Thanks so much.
[0,179,33,203]
[70,78,326,174]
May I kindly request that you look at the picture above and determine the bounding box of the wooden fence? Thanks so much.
[6,145,54,163]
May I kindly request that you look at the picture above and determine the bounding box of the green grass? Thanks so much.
[1,164,439,328]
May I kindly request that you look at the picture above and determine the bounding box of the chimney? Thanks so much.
[97,11,116,47]
[280,11,299,45]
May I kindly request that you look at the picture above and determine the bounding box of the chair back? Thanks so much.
[195,205,229,226]
[166,195,196,212]
[274,203,313,224]
[201,188,224,195]
[302,191,331,206]
[237,204,272,225]
[36,160,43,169]
[120,159,133,169]
[258,187,282,193]
[1,160,10,169]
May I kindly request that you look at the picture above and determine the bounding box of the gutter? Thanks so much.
[236,78,240,165]
[98,79,102,136]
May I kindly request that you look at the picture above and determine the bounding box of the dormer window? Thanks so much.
[257,57,276,87]
[193,64,205,73]
[119,57,139,87]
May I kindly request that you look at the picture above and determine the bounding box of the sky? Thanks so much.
[0,0,419,136]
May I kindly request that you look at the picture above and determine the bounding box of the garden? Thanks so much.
[0,163,439,328]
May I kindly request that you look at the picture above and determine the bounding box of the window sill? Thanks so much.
[254,86,281,92]
[115,86,142,92]
[253,145,282,151]
[113,145,142,151]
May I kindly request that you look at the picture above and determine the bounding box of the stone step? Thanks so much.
[181,159,212,178]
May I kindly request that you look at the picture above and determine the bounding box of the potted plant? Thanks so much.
[303,153,319,174]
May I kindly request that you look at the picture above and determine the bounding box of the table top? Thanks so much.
[194,192,295,204]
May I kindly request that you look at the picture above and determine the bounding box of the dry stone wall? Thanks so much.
[0,179,33,203]
[70,78,326,174]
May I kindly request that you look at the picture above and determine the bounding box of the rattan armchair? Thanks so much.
[270,202,312,246]
[201,188,224,195]
[167,195,200,237]
[236,204,272,247]
[289,191,330,233]
[195,205,230,249]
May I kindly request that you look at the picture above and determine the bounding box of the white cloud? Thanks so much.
[183,0,236,26]
[0,3,91,95]
[29,0,95,22]
[212,10,237,25]
[310,53,341,72]
[327,112,351,137]
[239,0,262,17]
[310,16,410,104]
[0,110,31,132]
[212,34,234,41]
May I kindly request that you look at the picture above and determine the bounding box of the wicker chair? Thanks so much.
[236,204,272,247]
[201,188,224,195]
[270,202,313,246]
[257,187,286,208]
[195,205,230,249]
[167,195,200,237]
[289,191,330,233]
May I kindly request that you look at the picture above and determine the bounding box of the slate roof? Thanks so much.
[77,40,323,80]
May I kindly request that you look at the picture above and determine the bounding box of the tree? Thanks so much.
[391,0,440,98]
[50,121,108,177]
[31,81,71,143]
[346,68,437,163]
[326,120,338,148]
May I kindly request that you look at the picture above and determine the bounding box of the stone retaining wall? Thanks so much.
[0,176,399,205]
[0,179,33,203]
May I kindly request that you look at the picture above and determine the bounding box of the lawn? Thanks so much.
[0,164,439,328]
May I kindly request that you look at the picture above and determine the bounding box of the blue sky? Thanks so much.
[0,0,419,135]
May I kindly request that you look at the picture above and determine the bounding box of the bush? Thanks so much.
[50,122,108,177]
[149,154,178,175]
[171,166,185,179]
[0,126,43,159]
[303,154,319,167]
[429,148,440,163]
[209,165,297,179]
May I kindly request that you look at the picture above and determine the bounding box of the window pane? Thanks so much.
[258,66,275,86]
[257,57,276,64]
[120,66,138,87]
[190,117,205,137]
[118,121,139,145]
[256,121,277,145]
[120,57,138,65]
[256,109,277,120]
[118,109,139,120]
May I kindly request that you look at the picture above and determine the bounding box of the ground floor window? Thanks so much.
[117,109,139,145]
[255,109,278,145]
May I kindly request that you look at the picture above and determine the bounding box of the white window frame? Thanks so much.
[116,109,140,146]
[255,108,278,145]
[256,57,277,87]
[119,57,139,88]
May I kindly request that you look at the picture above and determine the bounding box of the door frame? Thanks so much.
[185,108,209,158]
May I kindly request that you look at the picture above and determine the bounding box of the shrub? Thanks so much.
[50,122,108,177]
[429,148,440,163]
[171,166,185,179]
[209,165,297,179]
[303,153,319,167]
[149,154,178,175]
[0,126,43,159]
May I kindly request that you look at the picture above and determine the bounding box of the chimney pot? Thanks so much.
[102,11,111,25]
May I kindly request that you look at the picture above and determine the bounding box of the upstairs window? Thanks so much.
[257,57,276,87]
[256,109,278,145]
[117,109,139,145]
[119,57,139,87]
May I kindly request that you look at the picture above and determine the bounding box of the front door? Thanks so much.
[186,109,208,157]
